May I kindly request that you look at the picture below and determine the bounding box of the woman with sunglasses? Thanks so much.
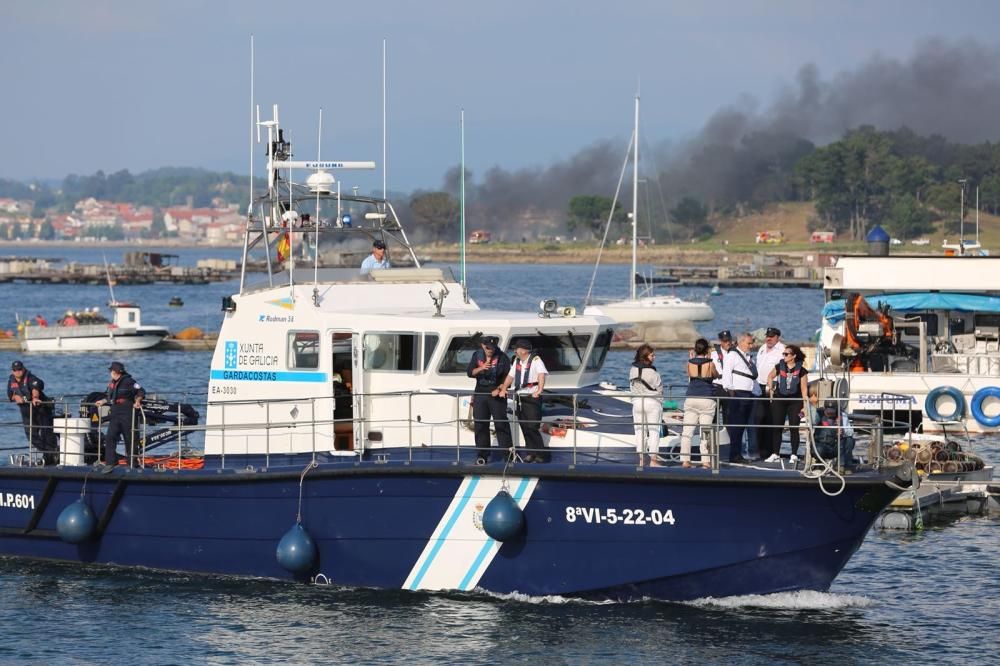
[764,344,809,462]
[629,344,663,466]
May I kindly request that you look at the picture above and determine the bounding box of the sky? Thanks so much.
[3,0,1000,196]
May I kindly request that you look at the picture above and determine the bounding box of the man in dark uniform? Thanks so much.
[466,335,513,464]
[6,360,58,465]
[95,361,145,466]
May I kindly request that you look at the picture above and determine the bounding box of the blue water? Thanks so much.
[1,250,998,664]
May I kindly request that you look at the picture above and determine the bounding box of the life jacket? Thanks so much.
[629,363,660,394]
[514,354,540,389]
[775,360,804,397]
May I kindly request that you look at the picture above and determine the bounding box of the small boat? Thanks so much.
[584,96,714,325]
[0,90,906,603]
[710,285,722,296]
[20,302,169,352]
[169,297,184,307]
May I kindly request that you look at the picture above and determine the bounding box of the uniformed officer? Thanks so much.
[499,339,549,463]
[6,360,58,465]
[95,361,145,466]
[753,326,786,460]
[466,335,514,464]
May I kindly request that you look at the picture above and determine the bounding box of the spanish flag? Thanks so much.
[276,232,290,262]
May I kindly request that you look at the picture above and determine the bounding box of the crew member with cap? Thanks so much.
[712,330,733,398]
[360,239,391,275]
[499,339,549,462]
[813,400,855,467]
[6,360,58,465]
[466,335,514,464]
[95,361,145,467]
[753,327,786,461]
[721,332,759,464]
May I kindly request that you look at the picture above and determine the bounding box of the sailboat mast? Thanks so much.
[630,95,639,302]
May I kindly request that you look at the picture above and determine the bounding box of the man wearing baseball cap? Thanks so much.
[94,361,146,468]
[753,326,785,461]
[360,239,391,275]
[6,360,58,465]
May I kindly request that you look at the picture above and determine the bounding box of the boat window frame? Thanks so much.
[585,328,613,372]
[436,333,505,375]
[288,330,321,369]
[503,332,593,373]
[363,331,422,373]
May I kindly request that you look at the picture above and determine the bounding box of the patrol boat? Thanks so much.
[19,302,168,352]
[0,107,906,602]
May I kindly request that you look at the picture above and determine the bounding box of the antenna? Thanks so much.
[315,108,323,293]
[382,37,388,203]
[241,34,256,295]
[460,109,468,303]
[102,253,117,305]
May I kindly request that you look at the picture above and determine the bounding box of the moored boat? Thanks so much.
[0,103,905,602]
[19,302,168,352]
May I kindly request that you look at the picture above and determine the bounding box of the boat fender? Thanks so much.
[924,386,966,422]
[276,523,317,574]
[56,499,97,544]
[482,490,524,542]
[970,386,1000,428]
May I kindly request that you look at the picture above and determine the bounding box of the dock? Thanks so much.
[0,254,238,285]
[875,471,998,530]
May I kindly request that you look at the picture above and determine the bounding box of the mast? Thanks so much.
[630,94,639,302]
[460,109,468,302]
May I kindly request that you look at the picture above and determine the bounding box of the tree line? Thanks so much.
[4,125,1000,242]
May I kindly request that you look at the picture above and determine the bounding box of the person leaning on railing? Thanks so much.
[6,360,58,465]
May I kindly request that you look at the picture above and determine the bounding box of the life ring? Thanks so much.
[924,386,966,422]
[970,386,1000,428]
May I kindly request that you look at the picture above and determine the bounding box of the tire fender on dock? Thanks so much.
[924,386,966,422]
[970,386,1000,428]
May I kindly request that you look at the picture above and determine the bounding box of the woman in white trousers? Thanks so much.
[680,338,721,468]
[629,344,663,466]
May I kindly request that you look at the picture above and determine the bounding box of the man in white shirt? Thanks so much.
[753,326,786,461]
[499,339,549,462]
[721,332,759,463]
[360,239,391,275]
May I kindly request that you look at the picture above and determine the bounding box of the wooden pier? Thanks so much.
[0,255,238,285]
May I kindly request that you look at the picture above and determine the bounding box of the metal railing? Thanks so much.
[1,389,892,476]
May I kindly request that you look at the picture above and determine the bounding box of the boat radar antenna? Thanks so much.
[429,283,450,317]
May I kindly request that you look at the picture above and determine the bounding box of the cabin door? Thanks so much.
[330,330,359,451]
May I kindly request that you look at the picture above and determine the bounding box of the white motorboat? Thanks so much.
[583,95,714,325]
[818,252,1000,433]
[20,302,169,352]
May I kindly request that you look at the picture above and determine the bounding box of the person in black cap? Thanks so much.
[711,330,733,398]
[6,360,58,465]
[94,361,146,467]
[499,339,549,462]
[466,335,513,464]
[752,326,785,461]
[360,239,391,275]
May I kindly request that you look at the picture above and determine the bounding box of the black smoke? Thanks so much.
[430,39,1000,238]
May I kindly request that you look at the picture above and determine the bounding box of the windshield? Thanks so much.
[504,333,592,372]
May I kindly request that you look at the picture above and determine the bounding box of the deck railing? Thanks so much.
[2,390,883,475]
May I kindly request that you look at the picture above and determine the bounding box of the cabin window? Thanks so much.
[423,334,439,371]
[585,328,613,371]
[364,332,419,372]
[437,334,503,374]
[127,311,136,324]
[504,333,592,373]
[288,331,320,369]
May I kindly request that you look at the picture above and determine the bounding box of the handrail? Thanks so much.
[2,390,893,475]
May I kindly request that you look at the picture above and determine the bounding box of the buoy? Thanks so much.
[481,490,524,542]
[56,499,97,544]
[276,523,317,573]
[925,386,965,422]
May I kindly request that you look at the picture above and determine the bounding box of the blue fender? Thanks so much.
[970,386,1000,428]
[924,386,966,422]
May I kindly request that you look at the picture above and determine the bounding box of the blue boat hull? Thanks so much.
[0,463,900,601]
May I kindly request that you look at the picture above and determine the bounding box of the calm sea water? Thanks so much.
[1,248,998,664]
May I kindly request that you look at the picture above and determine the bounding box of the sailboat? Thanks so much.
[583,95,714,324]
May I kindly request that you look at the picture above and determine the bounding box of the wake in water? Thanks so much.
[687,589,875,610]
